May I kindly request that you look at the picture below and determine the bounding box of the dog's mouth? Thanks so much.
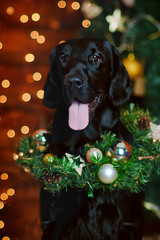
[68,93,102,131]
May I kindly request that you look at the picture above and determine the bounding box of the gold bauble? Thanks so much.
[13,153,19,161]
[18,152,24,158]
[42,153,55,165]
[29,149,34,154]
[86,148,102,163]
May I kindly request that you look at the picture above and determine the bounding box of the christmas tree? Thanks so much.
[80,0,160,117]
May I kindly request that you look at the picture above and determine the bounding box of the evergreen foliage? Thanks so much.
[16,106,160,197]
[80,0,160,116]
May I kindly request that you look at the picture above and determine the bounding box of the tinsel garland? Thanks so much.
[15,105,160,196]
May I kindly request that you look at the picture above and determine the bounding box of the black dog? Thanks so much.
[41,38,143,240]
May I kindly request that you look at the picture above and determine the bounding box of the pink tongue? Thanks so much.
[69,101,89,130]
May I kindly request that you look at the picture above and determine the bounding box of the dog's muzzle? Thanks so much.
[64,74,102,131]
[64,74,84,90]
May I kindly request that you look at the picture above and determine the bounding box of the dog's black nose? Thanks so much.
[65,76,83,89]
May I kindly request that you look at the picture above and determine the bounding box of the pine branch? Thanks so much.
[15,105,160,196]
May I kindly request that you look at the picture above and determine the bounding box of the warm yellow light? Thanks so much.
[58,0,66,8]
[33,72,42,81]
[71,2,80,10]
[37,35,45,44]
[82,19,91,28]
[128,53,135,61]
[1,173,8,180]
[25,53,35,62]
[20,14,29,23]
[7,129,15,138]
[30,31,39,39]
[2,237,10,240]
[0,42,3,49]
[59,40,66,44]
[37,90,44,99]
[0,193,8,201]
[21,125,29,135]
[123,56,143,79]
[0,201,4,210]
[1,79,10,88]
[31,13,40,21]
[0,95,7,104]
[6,7,14,15]
[24,168,31,173]
[0,220,4,229]
[22,93,31,102]
[7,188,15,196]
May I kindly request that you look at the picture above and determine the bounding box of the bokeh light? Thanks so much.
[1,173,8,180]
[22,93,31,102]
[128,53,135,60]
[7,130,15,138]
[30,30,39,39]
[20,14,29,23]
[33,72,42,81]
[59,40,66,44]
[6,7,14,15]
[1,79,10,88]
[0,220,4,229]
[0,95,7,103]
[82,19,91,28]
[7,188,15,197]
[25,53,35,62]
[21,125,30,135]
[36,35,45,44]
[0,201,4,210]
[31,13,40,21]
[2,237,10,240]
[0,193,8,201]
[71,2,80,10]
[0,42,3,49]
[36,90,44,99]
[58,0,66,8]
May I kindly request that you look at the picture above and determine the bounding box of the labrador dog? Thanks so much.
[41,38,143,240]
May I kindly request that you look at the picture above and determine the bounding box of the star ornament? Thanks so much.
[147,122,160,142]
[81,0,103,19]
[65,153,86,175]
[106,9,128,32]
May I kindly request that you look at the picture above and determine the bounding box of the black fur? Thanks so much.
[41,38,143,240]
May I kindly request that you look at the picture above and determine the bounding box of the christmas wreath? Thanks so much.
[14,104,160,197]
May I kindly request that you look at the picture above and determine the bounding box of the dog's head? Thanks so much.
[43,38,132,130]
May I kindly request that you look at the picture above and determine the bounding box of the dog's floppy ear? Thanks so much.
[43,47,62,109]
[105,42,132,107]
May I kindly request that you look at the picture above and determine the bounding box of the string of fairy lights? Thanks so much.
[0,173,15,240]
[0,0,91,140]
[0,1,159,239]
[0,1,91,239]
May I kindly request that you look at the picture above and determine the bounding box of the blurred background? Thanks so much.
[0,0,160,239]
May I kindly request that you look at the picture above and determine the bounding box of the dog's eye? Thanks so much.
[59,55,69,64]
[89,55,101,63]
